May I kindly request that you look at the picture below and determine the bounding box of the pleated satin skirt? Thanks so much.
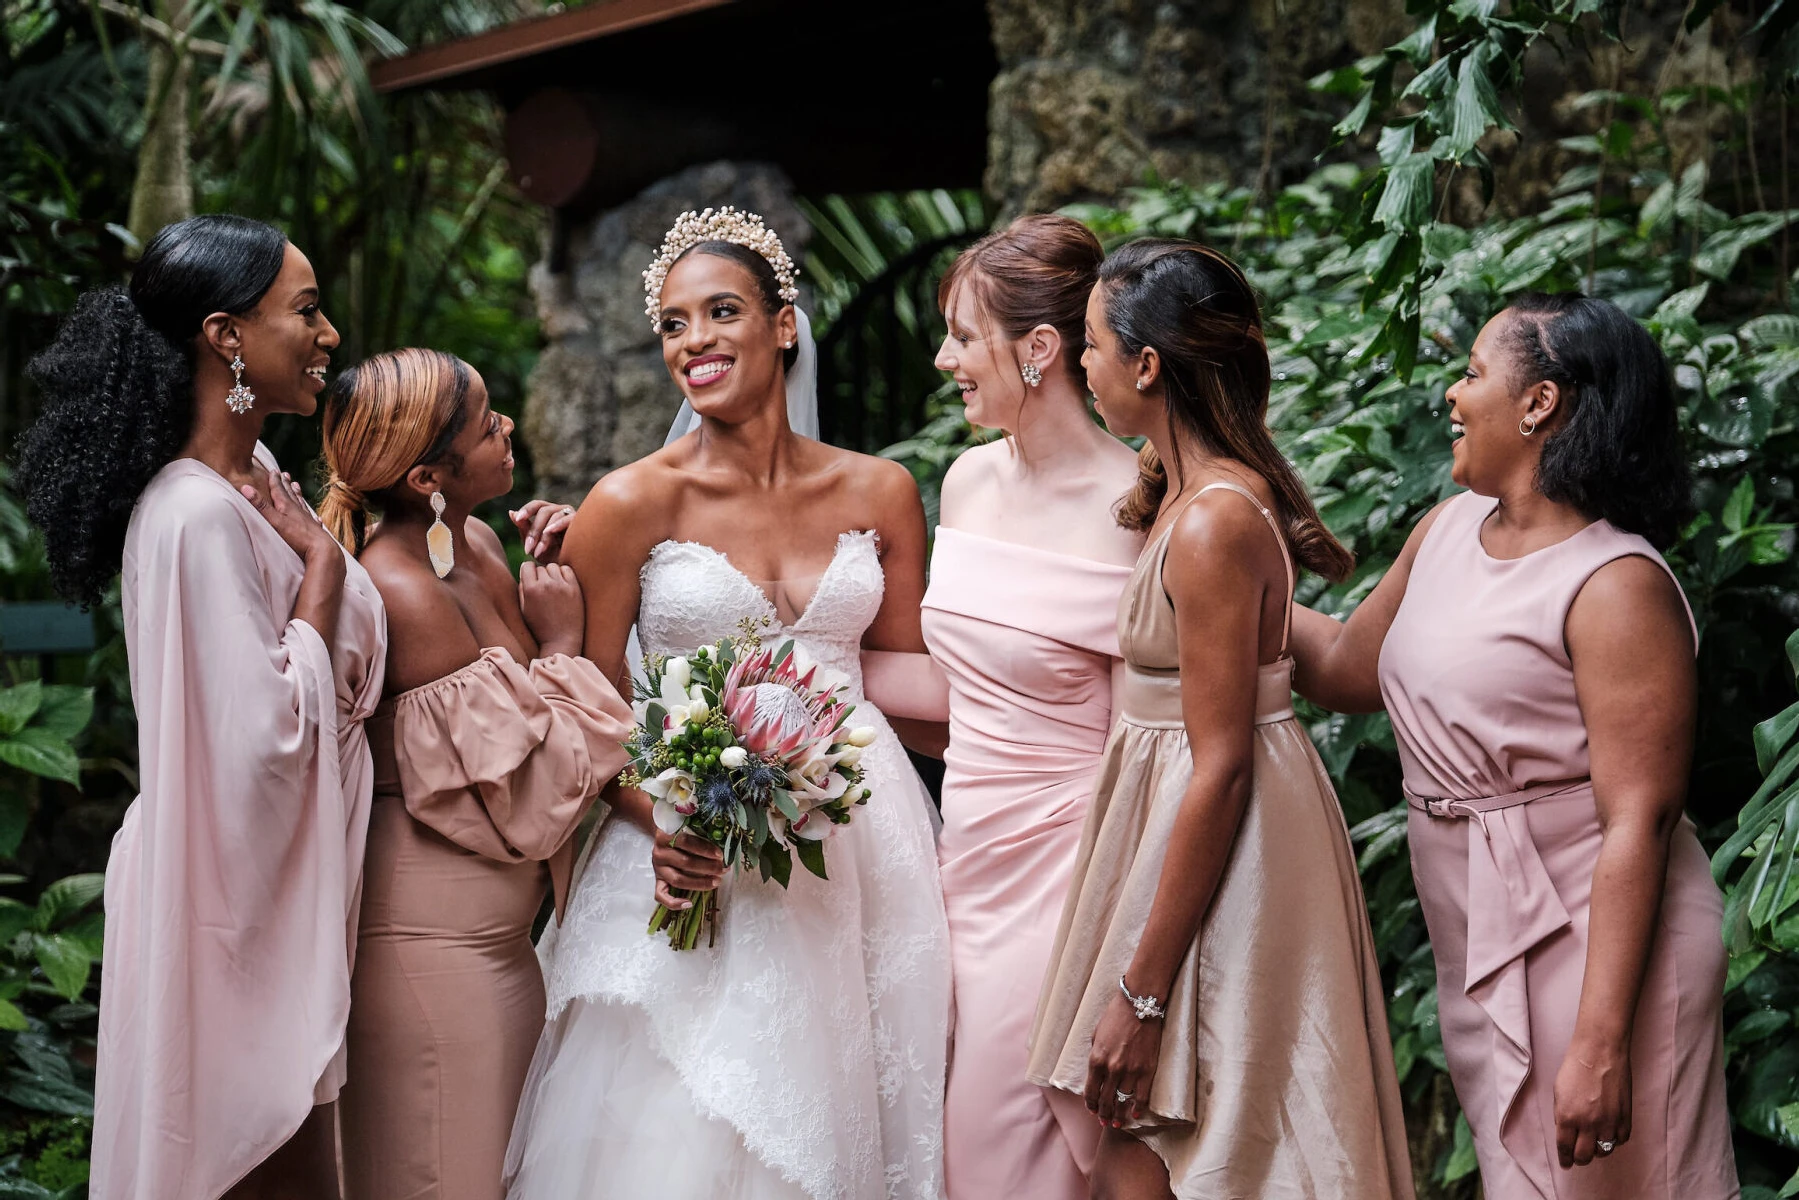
[1027,707,1415,1199]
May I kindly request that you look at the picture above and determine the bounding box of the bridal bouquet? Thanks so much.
[621,633,875,950]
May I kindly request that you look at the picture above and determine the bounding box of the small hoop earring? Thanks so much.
[426,491,455,578]
[225,355,256,415]
[1519,416,1538,437]
[1021,363,1043,387]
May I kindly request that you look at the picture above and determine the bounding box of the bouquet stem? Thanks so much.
[648,888,718,950]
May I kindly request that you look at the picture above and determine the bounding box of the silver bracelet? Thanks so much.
[1119,975,1165,1021]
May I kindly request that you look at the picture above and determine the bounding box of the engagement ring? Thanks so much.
[1115,1090,1133,1104]
[1597,1140,1615,1154]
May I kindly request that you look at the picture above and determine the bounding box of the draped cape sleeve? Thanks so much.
[92,456,386,1200]
[388,648,632,914]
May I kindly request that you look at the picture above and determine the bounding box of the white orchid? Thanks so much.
[789,809,834,841]
[651,665,714,740]
[641,768,698,833]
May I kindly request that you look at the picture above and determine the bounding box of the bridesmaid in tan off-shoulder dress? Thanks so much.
[316,349,631,1200]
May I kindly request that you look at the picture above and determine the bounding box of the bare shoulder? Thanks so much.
[826,445,920,509]
[358,544,467,638]
[1168,484,1281,565]
[579,452,685,515]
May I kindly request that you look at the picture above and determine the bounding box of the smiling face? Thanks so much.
[934,274,1027,431]
[1444,311,1559,493]
[1082,284,1154,438]
[657,251,797,427]
[234,242,339,417]
[433,369,515,508]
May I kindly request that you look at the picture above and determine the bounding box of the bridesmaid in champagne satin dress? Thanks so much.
[923,216,1143,1199]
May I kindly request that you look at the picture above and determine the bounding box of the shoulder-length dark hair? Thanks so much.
[1504,292,1692,549]
[15,215,288,606]
[1100,238,1353,582]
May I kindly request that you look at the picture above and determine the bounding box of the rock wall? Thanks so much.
[984,0,1411,216]
[522,161,810,503]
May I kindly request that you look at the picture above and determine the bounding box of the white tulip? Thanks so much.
[720,746,749,769]
[836,745,863,769]
[846,726,878,748]
[662,656,692,691]
[687,697,710,722]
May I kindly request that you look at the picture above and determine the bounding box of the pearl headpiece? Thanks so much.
[642,206,799,331]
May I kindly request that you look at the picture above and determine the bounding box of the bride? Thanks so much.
[503,208,950,1200]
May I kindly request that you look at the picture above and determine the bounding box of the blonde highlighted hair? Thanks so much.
[318,348,471,554]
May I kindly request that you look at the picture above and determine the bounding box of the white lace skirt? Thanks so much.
[504,706,949,1200]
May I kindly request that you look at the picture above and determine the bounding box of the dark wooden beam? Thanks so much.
[371,0,735,94]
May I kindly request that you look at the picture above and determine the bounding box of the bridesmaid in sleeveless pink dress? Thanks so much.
[1292,294,1738,1199]
[921,216,1142,1199]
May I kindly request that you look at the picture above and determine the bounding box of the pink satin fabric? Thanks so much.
[95,447,387,1200]
[922,527,1131,1200]
[1379,491,1737,1199]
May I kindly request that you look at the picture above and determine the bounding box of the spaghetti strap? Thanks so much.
[1196,482,1295,654]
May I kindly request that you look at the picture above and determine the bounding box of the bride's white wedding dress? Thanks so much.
[505,530,950,1200]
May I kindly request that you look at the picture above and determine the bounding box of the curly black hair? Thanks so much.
[15,215,288,607]
[1504,292,1694,549]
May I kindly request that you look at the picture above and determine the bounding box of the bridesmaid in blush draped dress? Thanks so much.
[17,216,385,1200]
[923,216,1141,1200]
[319,350,631,1200]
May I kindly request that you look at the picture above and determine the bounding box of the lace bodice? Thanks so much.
[637,530,883,693]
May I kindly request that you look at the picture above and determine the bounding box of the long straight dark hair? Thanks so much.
[1101,239,1353,582]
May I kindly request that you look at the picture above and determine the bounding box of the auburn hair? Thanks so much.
[937,213,1103,389]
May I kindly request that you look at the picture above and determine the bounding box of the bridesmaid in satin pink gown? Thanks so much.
[922,216,1142,1199]
[1292,294,1738,1199]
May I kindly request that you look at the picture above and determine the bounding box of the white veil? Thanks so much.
[663,307,819,445]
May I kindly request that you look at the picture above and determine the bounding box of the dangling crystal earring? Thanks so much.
[1021,362,1043,387]
[426,492,454,578]
[225,355,256,414]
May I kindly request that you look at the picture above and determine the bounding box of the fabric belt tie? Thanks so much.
[1407,777,1588,1198]
[1116,664,1293,730]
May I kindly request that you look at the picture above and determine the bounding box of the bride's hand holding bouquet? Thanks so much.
[623,633,876,949]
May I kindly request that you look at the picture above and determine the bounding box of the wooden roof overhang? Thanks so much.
[372,0,997,216]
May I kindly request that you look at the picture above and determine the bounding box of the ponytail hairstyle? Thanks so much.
[1099,239,1354,582]
[937,213,1104,389]
[318,348,472,555]
[15,214,288,607]
[1502,292,1692,549]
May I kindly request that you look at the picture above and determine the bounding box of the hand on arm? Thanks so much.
[1085,501,1267,1127]
[240,467,347,656]
[1288,498,1450,713]
[859,460,950,756]
[1554,556,1696,1168]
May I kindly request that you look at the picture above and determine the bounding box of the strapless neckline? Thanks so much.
[645,530,874,633]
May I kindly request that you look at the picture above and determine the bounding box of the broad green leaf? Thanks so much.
[1756,702,1799,775]
[1445,1112,1479,1179]
[31,933,89,1001]
[1443,42,1512,160]
[0,898,33,947]
[1373,153,1434,231]
[0,682,43,737]
[1724,475,1756,532]
[0,997,25,1033]
[33,874,104,931]
[30,686,91,740]
[1652,284,1710,325]
[0,729,80,787]
[794,837,828,881]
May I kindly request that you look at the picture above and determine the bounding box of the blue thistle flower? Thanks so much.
[739,758,785,806]
[696,775,738,822]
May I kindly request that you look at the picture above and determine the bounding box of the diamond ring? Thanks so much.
[1114,1089,1132,1104]
[1597,1140,1615,1154]
[561,507,575,518]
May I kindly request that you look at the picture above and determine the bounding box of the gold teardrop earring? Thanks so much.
[426,492,455,578]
